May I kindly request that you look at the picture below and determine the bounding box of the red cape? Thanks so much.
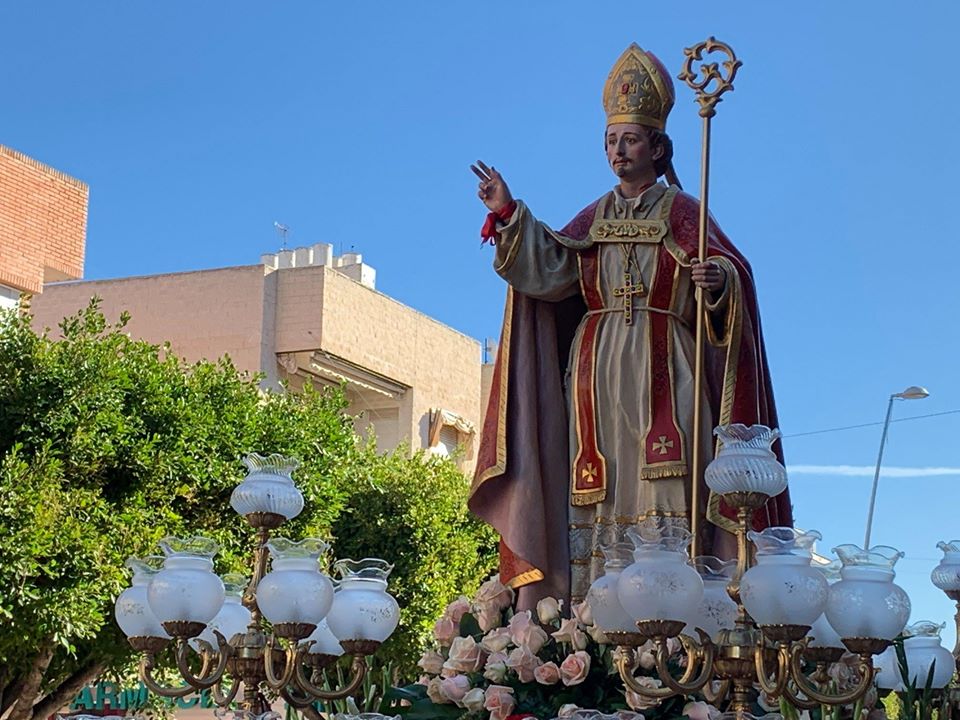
[468,190,792,605]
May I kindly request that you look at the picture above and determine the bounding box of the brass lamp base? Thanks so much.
[606,631,649,647]
[636,619,686,639]
[128,636,171,654]
[340,639,381,656]
[842,637,891,655]
[245,511,286,529]
[273,622,316,641]
[162,620,206,639]
[760,624,811,643]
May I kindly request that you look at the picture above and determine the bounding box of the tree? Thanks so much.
[0,301,495,719]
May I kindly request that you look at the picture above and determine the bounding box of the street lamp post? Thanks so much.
[863,385,929,548]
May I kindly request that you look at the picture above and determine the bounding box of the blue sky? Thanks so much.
[3,2,958,646]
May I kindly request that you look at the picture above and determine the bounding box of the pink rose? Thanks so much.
[586,622,609,645]
[462,687,486,712]
[483,651,508,683]
[507,611,549,652]
[480,627,513,654]
[475,578,514,611]
[444,596,471,624]
[534,660,561,685]
[476,604,503,631]
[506,645,542,682]
[536,597,562,624]
[558,704,581,718]
[559,650,591,686]
[682,702,720,720]
[637,639,656,671]
[551,618,589,650]
[625,678,663,710]
[433,616,457,646]
[571,600,593,625]
[417,650,445,675]
[439,674,471,705]
[443,635,485,673]
[426,677,449,704]
[483,685,516,720]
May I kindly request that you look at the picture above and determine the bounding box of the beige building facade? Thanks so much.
[31,244,485,464]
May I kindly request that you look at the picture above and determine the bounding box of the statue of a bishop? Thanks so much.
[468,43,792,609]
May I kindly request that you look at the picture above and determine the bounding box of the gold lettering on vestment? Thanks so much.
[591,219,666,243]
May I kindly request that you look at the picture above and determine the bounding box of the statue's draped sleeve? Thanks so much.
[468,200,596,607]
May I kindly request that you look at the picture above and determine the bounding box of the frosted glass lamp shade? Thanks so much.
[617,550,703,624]
[189,582,252,653]
[147,549,225,627]
[741,555,828,627]
[825,545,910,641]
[230,453,304,520]
[931,541,960,591]
[587,569,636,633]
[705,424,787,496]
[116,557,169,639]
[257,557,334,626]
[325,578,400,643]
[306,619,345,656]
[807,613,844,649]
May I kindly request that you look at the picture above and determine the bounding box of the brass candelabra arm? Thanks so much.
[293,653,368,700]
[173,632,231,690]
[210,674,241,707]
[614,646,679,699]
[139,651,197,699]
[653,631,716,695]
[676,632,710,685]
[702,679,731,705]
[788,642,875,706]
[263,636,300,690]
[754,641,790,698]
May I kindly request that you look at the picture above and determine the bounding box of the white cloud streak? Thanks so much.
[788,465,960,478]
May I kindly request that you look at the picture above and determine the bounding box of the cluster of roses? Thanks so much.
[415,578,693,720]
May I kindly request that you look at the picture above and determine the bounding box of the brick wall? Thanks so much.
[0,144,88,293]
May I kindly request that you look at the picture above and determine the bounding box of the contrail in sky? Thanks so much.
[788,465,960,478]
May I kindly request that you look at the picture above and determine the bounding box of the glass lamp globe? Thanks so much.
[617,521,703,626]
[325,559,400,644]
[230,453,304,520]
[704,424,786,497]
[586,542,637,634]
[256,538,334,631]
[825,545,910,642]
[115,556,170,640]
[900,621,955,689]
[741,528,827,628]
[147,537,225,633]
[190,573,251,652]
[306,618,345,657]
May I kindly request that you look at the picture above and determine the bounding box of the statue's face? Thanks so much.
[605,123,659,183]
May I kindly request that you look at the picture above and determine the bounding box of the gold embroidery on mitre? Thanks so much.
[603,43,674,130]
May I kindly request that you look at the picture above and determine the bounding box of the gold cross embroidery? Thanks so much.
[612,272,646,326]
[581,462,599,483]
[652,435,674,455]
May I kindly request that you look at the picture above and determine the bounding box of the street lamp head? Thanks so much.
[894,386,929,400]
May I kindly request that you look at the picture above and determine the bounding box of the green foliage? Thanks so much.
[0,300,493,716]
[332,447,498,680]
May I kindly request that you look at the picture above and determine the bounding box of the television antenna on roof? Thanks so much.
[273,221,290,250]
